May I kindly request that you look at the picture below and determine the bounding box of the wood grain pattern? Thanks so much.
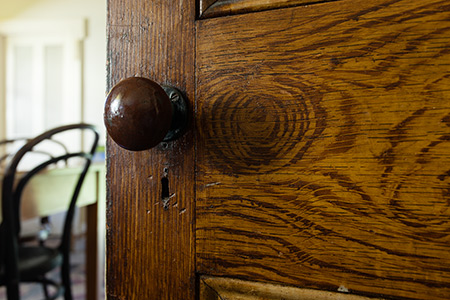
[200,276,383,300]
[198,0,336,19]
[196,0,450,299]
[106,0,195,299]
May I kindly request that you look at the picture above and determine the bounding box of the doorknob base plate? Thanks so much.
[162,85,188,142]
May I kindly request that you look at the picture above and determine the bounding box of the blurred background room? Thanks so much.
[0,0,106,299]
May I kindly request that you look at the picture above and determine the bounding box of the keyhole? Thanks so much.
[161,177,169,199]
[161,177,170,210]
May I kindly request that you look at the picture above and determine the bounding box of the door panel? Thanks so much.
[199,276,380,300]
[196,0,450,299]
[198,0,337,18]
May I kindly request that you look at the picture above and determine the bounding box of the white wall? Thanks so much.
[0,0,47,21]
[10,0,107,144]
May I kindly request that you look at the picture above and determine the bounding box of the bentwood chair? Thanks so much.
[0,137,71,245]
[0,124,99,300]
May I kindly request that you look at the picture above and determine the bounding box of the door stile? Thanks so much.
[106,0,196,299]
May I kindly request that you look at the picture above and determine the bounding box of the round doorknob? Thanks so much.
[104,77,188,151]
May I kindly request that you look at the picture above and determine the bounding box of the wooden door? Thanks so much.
[106,0,450,299]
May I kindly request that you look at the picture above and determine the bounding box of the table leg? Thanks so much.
[86,202,98,300]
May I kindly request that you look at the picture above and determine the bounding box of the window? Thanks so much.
[0,20,95,248]
[1,19,86,155]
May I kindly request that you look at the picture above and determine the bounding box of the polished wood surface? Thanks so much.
[196,0,450,299]
[198,0,333,18]
[106,0,450,299]
[106,0,196,299]
[200,276,381,300]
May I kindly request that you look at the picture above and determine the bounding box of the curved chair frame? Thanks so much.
[1,124,99,300]
[1,137,69,165]
[1,137,72,246]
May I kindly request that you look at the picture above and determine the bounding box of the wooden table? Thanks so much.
[1,163,105,300]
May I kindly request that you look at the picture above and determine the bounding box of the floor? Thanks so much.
[0,235,100,300]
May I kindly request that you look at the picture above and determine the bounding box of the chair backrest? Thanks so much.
[0,137,69,172]
[0,123,99,296]
[0,138,29,171]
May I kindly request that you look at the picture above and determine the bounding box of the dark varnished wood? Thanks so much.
[199,0,339,19]
[106,0,195,300]
[104,77,172,151]
[107,0,450,299]
[196,0,450,299]
[200,276,379,300]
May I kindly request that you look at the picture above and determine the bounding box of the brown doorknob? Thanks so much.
[104,77,188,151]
